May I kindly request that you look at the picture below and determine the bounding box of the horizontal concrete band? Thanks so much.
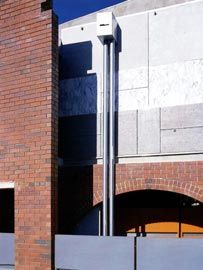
[0,182,14,189]
[59,103,203,165]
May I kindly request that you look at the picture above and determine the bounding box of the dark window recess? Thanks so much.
[41,0,52,12]
[0,189,14,233]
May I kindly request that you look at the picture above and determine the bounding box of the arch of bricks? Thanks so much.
[93,178,203,206]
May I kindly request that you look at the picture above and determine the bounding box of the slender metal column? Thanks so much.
[102,42,109,236]
[109,40,116,236]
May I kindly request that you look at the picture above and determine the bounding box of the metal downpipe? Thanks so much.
[109,40,116,236]
[102,42,109,236]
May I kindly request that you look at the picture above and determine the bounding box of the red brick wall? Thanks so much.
[59,161,203,231]
[0,0,58,269]
[93,162,203,205]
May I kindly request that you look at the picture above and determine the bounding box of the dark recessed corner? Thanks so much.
[41,0,52,12]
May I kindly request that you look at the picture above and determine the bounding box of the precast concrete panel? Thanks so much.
[118,14,148,71]
[138,108,160,154]
[117,111,138,156]
[161,103,203,129]
[118,68,148,91]
[137,238,203,270]
[0,233,14,266]
[161,127,203,153]
[149,1,203,108]
[55,235,135,270]
[149,1,203,65]
[117,88,148,111]
[149,60,203,108]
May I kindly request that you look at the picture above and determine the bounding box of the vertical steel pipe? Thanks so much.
[109,40,116,236]
[102,42,109,236]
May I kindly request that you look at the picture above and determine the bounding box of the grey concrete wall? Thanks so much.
[137,238,203,270]
[60,0,203,114]
[55,235,135,270]
[0,233,14,266]
[55,235,203,270]
[59,0,203,163]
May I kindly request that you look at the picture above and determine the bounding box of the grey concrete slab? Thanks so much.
[161,127,203,153]
[55,235,135,270]
[161,103,203,129]
[118,69,148,91]
[138,108,160,154]
[137,238,203,270]
[118,14,148,70]
[117,88,148,111]
[149,1,203,65]
[0,266,15,270]
[0,234,14,266]
[100,87,149,113]
[149,60,203,108]
[117,111,138,156]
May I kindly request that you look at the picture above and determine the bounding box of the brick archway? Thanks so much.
[93,178,203,206]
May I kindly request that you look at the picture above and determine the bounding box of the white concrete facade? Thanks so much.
[59,0,203,163]
[60,0,203,115]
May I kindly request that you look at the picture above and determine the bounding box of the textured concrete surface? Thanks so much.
[149,59,203,107]
[119,67,148,90]
[117,111,138,156]
[161,127,203,153]
[59,0,203,161]
[149,1,203,65]
[138,108,160,154]
[161,103,203,129]
[59,75,99,116]
[137,238,203,270]
[60,1,203,115]
[118,14,148,70]
[117,87,148,111]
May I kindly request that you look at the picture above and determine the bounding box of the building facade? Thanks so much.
[58,0,203,238]
[0,0,203,269]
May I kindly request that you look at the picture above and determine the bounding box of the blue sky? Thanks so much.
[53,0,125,24]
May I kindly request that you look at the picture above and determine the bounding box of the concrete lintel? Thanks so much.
[0,182,14,189]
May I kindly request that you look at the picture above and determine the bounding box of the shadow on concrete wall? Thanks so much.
[58,41,96,234]
[59,41,93,79]
[58,29,123,234]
